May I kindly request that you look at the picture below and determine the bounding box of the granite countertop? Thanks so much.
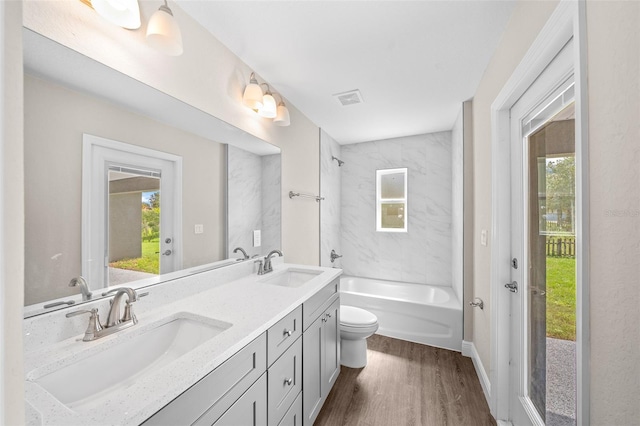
[24,263,342,426]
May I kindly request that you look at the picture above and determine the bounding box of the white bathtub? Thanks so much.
[340,276,462,351]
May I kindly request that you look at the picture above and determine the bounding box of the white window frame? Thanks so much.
[376,168,408,233]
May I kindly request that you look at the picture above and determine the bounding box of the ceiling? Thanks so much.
[177,1,517,144]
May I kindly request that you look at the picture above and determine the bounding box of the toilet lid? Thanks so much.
[340,305,378,327]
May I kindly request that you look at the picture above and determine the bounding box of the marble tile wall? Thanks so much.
[227,147,281,258]
[261,154,282,254]
[451,108,464,302]
[320,130,342,268]
[340,132,452,286]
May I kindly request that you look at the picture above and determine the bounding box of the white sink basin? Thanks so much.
[260,268,322,288]
[29,314,232,411]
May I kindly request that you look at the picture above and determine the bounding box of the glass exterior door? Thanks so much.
[526,102,576,424]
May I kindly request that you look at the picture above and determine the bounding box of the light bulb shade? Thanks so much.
[92,0,141,29]
[274,104,291,126]
[258,93,277,118]
[243,82,264,109]
[146,5,183,56]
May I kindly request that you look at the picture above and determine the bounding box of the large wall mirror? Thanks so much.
[23,29,281,317]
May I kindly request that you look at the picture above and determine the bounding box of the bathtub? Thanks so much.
[340,276,462,351]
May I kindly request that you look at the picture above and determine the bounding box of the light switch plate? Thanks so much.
[253,230,261,247]
[481,229,487,246]
[194,224,204,234]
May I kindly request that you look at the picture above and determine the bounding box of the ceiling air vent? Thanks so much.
[333,89,364,106]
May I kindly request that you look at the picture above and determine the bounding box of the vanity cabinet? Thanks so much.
[142,333,267,426]
[267,306,303,426]
[142,276,339,426]
[302,278,341,426]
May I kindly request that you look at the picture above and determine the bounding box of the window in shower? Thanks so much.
[376,168,407,232]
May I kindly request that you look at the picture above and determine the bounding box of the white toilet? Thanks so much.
[339,305,379,368]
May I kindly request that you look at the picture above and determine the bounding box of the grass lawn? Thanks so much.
[546,256,576,341]
[109,239,160,274]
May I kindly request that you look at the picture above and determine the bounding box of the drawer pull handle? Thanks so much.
[326,313,332,318]
[283,329,293,337]
[284,378,293,386]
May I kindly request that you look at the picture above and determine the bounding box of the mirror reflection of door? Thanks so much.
[108,167,162,286]
[83,134,181,291]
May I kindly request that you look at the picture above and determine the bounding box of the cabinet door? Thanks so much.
[302,314,324,426]
[268,337,302,426]
[210,374,267,426]
[323,297,340,394]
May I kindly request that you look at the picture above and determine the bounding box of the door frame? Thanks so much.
[489,1,590,424]
[82,133,183,288]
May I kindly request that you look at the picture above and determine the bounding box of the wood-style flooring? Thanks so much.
[314,334,496,426]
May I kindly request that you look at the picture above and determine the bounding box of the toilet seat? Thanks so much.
[340,305,378,328]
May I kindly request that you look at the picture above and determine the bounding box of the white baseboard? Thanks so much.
[497,421,513,426]
[462,340,491,407]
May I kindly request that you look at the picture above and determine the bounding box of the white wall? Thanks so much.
[340,132,452,286]
[23,0,320,266]
[0,1,24,423]
[585,1,640,422]
[320,130,342,268]
[471,0,559,380]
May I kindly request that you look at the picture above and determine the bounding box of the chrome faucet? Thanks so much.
[233,247,250,260]
[263,249,283,274]
[103,287,138,327]
[69,276,92,301]
[66,288,146,342]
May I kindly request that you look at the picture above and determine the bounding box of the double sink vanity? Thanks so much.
[24,258,341,426]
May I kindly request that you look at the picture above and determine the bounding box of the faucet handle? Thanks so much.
[122,300,138,324]
[66,308,103,341]
[254,259,264,275]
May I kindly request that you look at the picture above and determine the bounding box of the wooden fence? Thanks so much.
[546,236,575,257]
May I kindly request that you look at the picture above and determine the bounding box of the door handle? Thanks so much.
[162,250,172,256]
[505,281,518,293]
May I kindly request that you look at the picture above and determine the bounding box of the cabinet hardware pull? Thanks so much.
[284,378,293,386]
[283,329,292,337]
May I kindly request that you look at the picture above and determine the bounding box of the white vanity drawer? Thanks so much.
[277,391,302,426]
[303,277,339,330]
[268,336,302,426]
[143,333,267,426]
[268,305,302,365]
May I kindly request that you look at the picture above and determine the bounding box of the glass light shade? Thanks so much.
[274,103,291,126]
[242,82,263,109]
[92,0,141,29]
[258,93,277,118]
[146,6,183,56]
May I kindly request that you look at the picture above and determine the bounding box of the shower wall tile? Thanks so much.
[228,146,262,258]
[451,108,464,302]
[320,130,342,268]
[262,154,281,253]
[228,147,281,259]
[341,132,453,286]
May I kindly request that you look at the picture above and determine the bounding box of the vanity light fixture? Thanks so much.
[242,73,291,126]
[242,72,264,109]
[258,84,277,119]
[146,0,184,56]
[91,0,141,29]
[273,94,291,127]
